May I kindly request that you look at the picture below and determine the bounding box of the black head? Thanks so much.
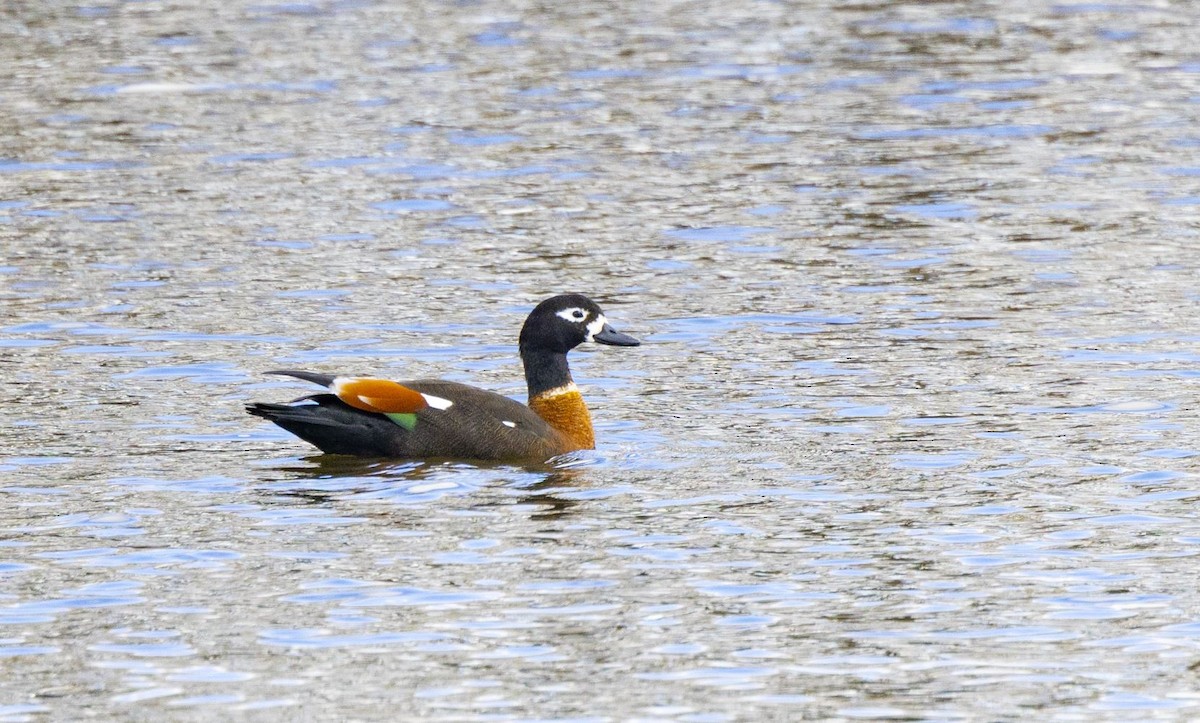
[518,293,639,356]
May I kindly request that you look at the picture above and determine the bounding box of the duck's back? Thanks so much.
[398,380,568,460]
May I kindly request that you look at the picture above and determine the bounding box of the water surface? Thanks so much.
[3,0,1200,720]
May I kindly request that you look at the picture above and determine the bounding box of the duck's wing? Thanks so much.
[400,379,567,460]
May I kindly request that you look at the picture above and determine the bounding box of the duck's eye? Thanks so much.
[557,307,589,323]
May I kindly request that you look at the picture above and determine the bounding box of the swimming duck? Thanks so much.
[246,293,640,460]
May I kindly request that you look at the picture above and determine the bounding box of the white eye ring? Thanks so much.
[557,307,588,323]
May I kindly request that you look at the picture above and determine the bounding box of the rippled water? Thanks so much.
[4,0,1200,719]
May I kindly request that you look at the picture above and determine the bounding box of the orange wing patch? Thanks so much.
[332,377,429,414]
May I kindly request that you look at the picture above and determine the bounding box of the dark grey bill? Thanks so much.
[594,324,640,346]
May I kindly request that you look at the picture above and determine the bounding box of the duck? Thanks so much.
[246,293,640,461]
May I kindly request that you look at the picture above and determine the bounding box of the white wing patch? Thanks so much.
[584,314,607,342]
[420,393,454,410]
[502,420,517,428]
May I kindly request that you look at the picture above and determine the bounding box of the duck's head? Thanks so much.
[519,293,640,355]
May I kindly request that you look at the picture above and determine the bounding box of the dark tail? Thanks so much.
[246,396,402,457]
[265,370,338,388]
[246,400,344,427]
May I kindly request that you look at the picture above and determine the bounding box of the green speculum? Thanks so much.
[385,412,417,430]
